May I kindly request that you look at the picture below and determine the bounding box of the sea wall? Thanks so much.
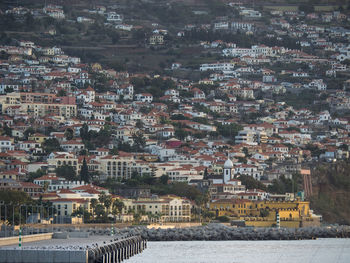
[115,224,350,241]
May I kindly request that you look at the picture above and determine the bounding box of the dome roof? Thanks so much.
[224,158,233,169]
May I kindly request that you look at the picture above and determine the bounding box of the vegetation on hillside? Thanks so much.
[98,174,204,202]
[310,161,350,225]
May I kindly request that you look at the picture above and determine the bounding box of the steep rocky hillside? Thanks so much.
[310,161,350,225]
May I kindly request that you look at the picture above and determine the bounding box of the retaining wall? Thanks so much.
[0,233,53,247]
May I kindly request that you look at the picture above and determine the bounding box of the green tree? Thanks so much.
[175,128,189,140]
[0,190,31,204]
[90,198,98,219]
[94,204,106,218]
[268,179,286,194]
[64,128,73,140]
[99,192,112,212]
[132,131,146,152]
[216,123,242,138]
[134,212,141,223]
[71,207,91,221]
[27,169,46,182]
[57,89,67,97]
[203,168,208,180]
[2,124,12,137]
[299,3,314,13]
[112,199,125,221]
[55,165,76,181]
[160,174,169,185]
[109,147,119,155]
[24,127,35,139]
[79,158,90,183]
[80,123,89,140]
[104,195,113,212]
[136,120,143,129]
[260,208,270,217]
[42,138,61,153]
[107,30,120,44]
[238,175,267,191]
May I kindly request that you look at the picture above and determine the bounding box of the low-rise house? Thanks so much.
[61,139,85,153]
[0,136,14,152]
[134,93,153,103]
[149,34,164,45]
[234,164,262,180]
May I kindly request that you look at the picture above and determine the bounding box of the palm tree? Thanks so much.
[112,199,125,222]
[134,213,141,224]
[90,198,98,219]
[195,192,209,223]
[98,192,112,213]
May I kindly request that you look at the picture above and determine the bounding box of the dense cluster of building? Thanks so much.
[0,1,349,226]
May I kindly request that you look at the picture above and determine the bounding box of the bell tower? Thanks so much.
[223,157,234,184]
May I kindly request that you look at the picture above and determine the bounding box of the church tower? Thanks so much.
[223,157,234,184]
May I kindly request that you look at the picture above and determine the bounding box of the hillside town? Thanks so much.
[0,0,349,228]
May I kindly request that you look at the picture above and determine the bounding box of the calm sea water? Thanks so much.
[127,239,350,263]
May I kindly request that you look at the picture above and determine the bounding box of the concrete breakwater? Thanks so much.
[114,224,350,241]
[87,236,147,263]
[0,235,147,263]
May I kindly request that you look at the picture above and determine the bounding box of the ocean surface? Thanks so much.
[127,239,350,263]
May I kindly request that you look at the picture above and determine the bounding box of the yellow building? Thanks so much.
[0,92,21,106]
[28,133,48,144]
[209,199,320,228]
[48,152,79,174]
[0,93,77,118]
[52,198,90,217]
[22,102,77,118]
[149,34,164,45]
[210,199,256,218]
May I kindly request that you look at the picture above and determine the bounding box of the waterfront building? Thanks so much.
[209,199,321,227]
[122,195,192,222]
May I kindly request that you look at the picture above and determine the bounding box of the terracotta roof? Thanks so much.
[52,198,87,203]
[20,182,43,188]
[58,189,76,194]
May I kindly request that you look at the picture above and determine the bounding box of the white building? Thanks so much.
[232,22,254,32]
[134,93,153,103]
[106,12,123,22]
[0,136,14,152]
[200,62,235,72]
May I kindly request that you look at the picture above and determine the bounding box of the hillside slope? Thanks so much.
[310,161,350,225]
